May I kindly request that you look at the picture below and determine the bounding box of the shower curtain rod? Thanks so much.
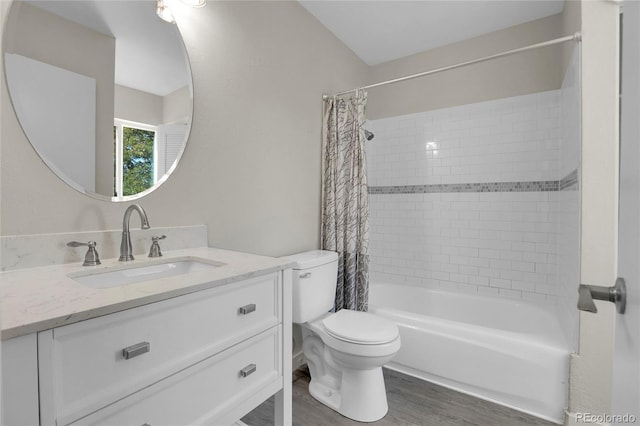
[323,33,581,99]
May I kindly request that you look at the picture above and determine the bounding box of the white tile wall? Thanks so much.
[367,91,561,187]
[367,85,579,313]
[369,192,558,302]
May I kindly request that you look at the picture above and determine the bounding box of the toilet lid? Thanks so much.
[322,310,399,344]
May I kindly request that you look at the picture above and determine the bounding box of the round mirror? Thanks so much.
[3,0,193,201]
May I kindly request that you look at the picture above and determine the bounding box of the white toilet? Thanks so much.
[286,250,401,422]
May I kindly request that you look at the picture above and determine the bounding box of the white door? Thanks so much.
[613,1,640,421]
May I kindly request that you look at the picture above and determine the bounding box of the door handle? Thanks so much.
[578,277,626,314]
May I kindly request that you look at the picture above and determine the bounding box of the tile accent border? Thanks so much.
[369,169,579,195]
[559,169,579,191]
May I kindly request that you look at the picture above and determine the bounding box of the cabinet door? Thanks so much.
[1,334,39,426]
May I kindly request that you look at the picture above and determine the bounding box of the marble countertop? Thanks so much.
[0,247,295,340]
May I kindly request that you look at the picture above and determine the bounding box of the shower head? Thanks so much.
[364,129,375,141]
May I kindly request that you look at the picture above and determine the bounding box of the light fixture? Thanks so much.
[156,0,175,23]
[181,0,207,7]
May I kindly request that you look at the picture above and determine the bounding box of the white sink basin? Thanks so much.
[68,257,224,289]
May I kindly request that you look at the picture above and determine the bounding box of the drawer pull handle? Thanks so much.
[142,424,150,426]
[300,272,312,279]
[122,342,150,360]
[239,304,256,315]
[240,363,257,378]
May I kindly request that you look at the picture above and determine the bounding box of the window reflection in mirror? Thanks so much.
[114,120,155,197]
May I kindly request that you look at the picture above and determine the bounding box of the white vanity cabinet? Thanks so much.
[2,270,292,426]
[1,334,40,426]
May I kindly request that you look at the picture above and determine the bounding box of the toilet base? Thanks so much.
[308,366,389,423]
[300,315,399,423]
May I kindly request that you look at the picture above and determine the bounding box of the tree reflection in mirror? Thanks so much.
[114,120,156,197]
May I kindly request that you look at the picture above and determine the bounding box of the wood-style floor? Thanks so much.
[242,367,557,426]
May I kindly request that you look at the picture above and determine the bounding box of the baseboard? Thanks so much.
[293,349,306,371]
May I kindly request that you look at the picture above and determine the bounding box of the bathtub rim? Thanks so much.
[369,282,571,349]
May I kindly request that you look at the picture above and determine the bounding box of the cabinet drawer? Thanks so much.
[69,326,281,426]
[41,273,280,425]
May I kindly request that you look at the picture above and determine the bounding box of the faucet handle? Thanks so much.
[67,241,101,266]
[148,235,166,258]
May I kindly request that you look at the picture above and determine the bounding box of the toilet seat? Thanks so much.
[322,309,399,345]
[306,311,401,358]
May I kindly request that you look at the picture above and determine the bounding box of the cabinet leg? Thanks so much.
[274,387,292,426]
[275,269,292,426]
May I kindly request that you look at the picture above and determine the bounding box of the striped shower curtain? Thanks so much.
[321,91,370,312]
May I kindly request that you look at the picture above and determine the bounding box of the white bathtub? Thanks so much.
[369,283,570,424]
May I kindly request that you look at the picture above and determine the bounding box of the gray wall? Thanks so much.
[114,85,163,125]
[0,1,368,256]
[114,85,191,126]
[366,13,567,119]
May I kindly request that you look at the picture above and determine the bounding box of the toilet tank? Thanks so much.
[284,250,338,324]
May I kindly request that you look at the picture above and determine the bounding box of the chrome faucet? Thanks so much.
[119,204,150,261]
